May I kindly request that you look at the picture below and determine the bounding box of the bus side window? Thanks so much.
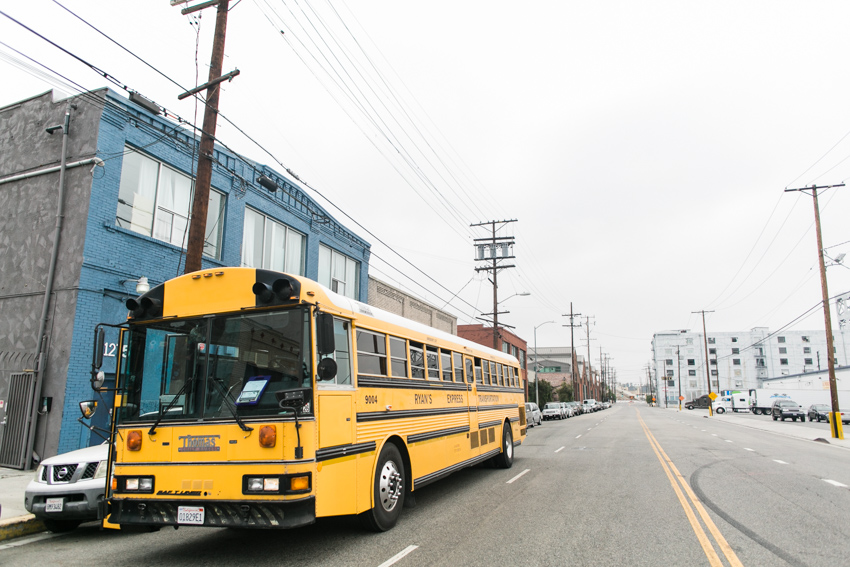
[482,360,490,385]
[410,342,425,379]
[440,350,452,381]
[356,329,387,376]
[389,336,408,378]
[474,357,483,384]
[426,346,439,380]
[323,318,352,385]
[464,358,474,383]
[453,352,464,383]
[496,363,504,386]
[490,362,499,386]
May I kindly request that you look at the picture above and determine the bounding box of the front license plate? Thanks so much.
[177,506,204,525]
[45,498,64,513]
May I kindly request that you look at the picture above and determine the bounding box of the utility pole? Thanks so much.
[676,345,682,411]
[785,183,845,439]
[472,220,517,350]
[181,0,236,274]
[693,310,715,417]
[584,316,595,400]
[563,303,581,401]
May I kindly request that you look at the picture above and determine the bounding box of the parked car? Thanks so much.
[685,395,712,410]
[542,402,565,420]
[826,410,850,425]
[807,404,831,422]
[771,399,806,422]
[525,402,543,427]
[561,402,573,417]
[568,401,582,415]
[24,442,108,532]
[582,399,598,413]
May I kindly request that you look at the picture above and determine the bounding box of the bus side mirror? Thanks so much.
[316,313,335,355]
[79,400,98,419]
[91,327,105,391]
[317,358,338,381]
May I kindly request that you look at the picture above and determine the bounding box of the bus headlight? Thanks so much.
[119,476,154,493]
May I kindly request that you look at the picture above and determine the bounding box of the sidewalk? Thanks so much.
[0,466,45,542]
[657,405,850,450]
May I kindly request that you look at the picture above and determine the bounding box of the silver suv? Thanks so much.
[24,443,108,532]
[525,402,543,427]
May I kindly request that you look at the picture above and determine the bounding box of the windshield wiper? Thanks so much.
[149,376,193,436]
[208,377,253,432]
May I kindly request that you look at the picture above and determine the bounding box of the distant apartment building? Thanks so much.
[651,327,846,405]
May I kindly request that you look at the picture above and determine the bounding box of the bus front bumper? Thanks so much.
[107,496,315,529]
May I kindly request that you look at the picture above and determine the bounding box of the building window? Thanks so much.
[731,337,738,343]
[778,336,786,343]
[802,336,810,342]
[734,370,742,377]
[708,337,716,344]
[519,350,526,368]
[666,370,674,377]
[665,359,673,366]
[318,244,360,299]
[732,348,739,354]
[780,358,788,365]
[687,359,695,366]
[540,366,561,373]
[688,370,696,376]
[733,359,741,366]
[756,359,765,367]
[117,147,224,259]
[804,358,813,365]
[803,347,811,354]
[711,369,718,376]
[779,347,787,354]
[686,338,693,345]
[734,380,743,388]
[709,348,716,355]
[241,208,305,274]
[710,359,716,365]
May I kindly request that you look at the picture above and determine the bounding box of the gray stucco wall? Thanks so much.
[0,90,103,461]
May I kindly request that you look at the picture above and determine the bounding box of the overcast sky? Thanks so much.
[3,1,850,385]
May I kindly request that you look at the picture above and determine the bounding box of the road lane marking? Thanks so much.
[774,460,788,465]
[711,434,718,437]
[744,448,754,452]
[378,545,419,567]
[725,440,733,443]
[506,468,530,484]
[0,532,64,550]
[637,410,743,567]
[587,428,592,431]
[576,434,582,438]
[555,446,565,453]
[822,479,848,487]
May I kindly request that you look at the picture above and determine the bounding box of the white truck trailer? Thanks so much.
[747,388,850,415]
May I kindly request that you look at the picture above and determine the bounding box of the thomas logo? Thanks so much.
[178,434,221,452]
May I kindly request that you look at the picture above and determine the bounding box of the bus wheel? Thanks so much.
[493,422,514,469]
[362,443,405,532]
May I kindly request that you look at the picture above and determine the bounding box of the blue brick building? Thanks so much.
[0,88,370,466]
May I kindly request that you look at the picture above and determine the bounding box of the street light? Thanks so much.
[533,320,555,405]
[499,291,530,304]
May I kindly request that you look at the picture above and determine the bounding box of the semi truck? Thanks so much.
[747,388,850,415]
[711,391,751,413]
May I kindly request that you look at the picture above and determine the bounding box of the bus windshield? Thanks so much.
[116,307,312,424]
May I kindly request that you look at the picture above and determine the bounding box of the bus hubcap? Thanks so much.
[379,460,403,512]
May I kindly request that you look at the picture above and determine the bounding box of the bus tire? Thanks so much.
[493,422,514,469]
[361,443,405,532]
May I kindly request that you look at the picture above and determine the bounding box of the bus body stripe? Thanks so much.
[414,449,501,489]
[357,407,470,422]
[477,404,519,412]
[407,426,470,444]
[357,376,469,391]
[315,441,377,463]
[477,420,501,429]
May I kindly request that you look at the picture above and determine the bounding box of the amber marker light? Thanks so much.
[127,430,142,451]
[259,425,276,448]
[290,475,310,492]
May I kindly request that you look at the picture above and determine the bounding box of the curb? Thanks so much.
[0,515,45,542]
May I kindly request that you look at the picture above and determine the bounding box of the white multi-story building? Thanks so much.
[651,327,847,406]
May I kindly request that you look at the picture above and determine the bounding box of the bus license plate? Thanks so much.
[45,498,64,513]
[177,506,204,525]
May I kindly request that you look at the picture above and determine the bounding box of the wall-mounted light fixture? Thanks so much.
[120,276,150,294]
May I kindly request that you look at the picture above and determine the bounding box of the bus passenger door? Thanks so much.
[316,317,356,517]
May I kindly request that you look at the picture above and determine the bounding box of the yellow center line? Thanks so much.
[637,409,744,567]
[637,411,722,567]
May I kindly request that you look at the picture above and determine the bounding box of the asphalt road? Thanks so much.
[2,403,848,566]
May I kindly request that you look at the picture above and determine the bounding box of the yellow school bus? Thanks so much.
[90,267,526,531]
